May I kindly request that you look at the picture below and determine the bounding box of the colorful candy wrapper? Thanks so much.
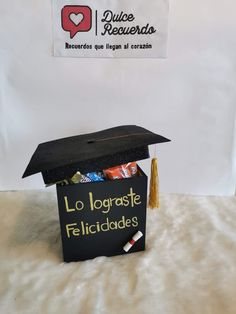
[70,172,86,184]
[103,167,125,180]
[85,172,104,182]
[129,162,138,176]
[78,175,92,183]
[103,162,137,180]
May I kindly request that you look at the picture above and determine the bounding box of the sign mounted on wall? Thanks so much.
[52,0,169,58]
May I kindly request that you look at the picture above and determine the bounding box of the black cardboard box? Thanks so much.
[23,125,170,262]
[56,166,147,262]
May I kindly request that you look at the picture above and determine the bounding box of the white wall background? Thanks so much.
[0,0,235,194]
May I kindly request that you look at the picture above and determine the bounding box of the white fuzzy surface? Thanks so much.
[0,190,236,314]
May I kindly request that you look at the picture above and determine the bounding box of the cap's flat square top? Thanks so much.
[23,125,170,181]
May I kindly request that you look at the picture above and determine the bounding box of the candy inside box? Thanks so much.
[23,125,170,262]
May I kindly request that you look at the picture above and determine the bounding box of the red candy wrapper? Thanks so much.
[129,162,138,176]
[104,162,137,180]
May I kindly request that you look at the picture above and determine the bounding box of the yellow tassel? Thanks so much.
[148,157,159,209]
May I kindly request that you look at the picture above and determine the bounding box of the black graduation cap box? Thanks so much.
[23,125,170,262]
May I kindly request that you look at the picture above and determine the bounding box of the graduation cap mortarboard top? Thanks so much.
[23,125,170,208]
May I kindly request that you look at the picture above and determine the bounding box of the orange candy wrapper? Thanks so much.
[104,162,137,180]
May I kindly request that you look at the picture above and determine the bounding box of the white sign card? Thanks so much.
[52,0,169,58]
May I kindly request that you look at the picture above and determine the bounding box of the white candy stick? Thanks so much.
[123,231,143,252]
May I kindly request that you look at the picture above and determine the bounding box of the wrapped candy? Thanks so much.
[103,162,137,180]
[85,172,105,182]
